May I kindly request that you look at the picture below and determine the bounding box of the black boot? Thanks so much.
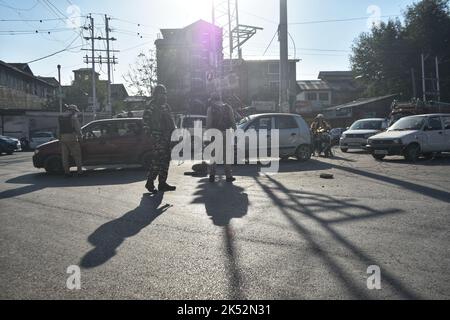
[145,180,157,194]
[158,182,176,192]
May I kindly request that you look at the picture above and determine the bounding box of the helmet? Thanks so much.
[316,114,324,119]
[65,104,80,113]
[153,84,167,96]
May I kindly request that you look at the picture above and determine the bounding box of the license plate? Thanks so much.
[374,150,388,155]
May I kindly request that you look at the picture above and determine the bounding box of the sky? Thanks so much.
[0,0,416,94]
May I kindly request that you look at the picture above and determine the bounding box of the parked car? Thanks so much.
[0,135,21,155]
[29,131,56,150]
[237,113,312,162]
[329,128,345,146]
[367,114,450,161]
[340,118,389,152]
[33,118,155,174]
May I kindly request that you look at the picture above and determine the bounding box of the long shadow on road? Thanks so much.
[330,163,450,204]
[191,179,249,300]
[0,168,146,200]
[80,193,171,269]
[254,175,421,299]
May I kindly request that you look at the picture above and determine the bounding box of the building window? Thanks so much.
[306,92,317,101]
[319,93,329,101]
[268,63,279,75]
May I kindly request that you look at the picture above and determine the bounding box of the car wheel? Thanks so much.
[140,151,153,168]
[372,154,385,161]
[340,148,348,153]
[44,155,64,174]
[296,145,311,162]
[404,144,420,162]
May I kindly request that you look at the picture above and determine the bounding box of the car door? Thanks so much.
[81,122,121,165]
[274,115,300,156]
[423,116,446,152]
[442,116,450,151]
[113,120,144,163]
[245,116,274,159]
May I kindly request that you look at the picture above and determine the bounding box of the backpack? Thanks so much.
[210,103,232,131]
[59,115,74,135]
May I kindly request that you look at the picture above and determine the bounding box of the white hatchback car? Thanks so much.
[367,114,450,161]
[340,118,389,152]
[238,113,312,161]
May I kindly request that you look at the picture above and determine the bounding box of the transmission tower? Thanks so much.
[212,0,262,63]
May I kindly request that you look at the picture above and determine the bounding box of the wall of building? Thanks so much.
[0,86,47,110]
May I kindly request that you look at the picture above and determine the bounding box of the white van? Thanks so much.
[367,114,450,161]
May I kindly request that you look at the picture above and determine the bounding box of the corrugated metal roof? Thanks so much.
[297,80,331,91]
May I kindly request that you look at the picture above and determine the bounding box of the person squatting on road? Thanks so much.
[206,93,237,183]
[58,104,83,178]
[310,114,331,156]
[143,85,177,194]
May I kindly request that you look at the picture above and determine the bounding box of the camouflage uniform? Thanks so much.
[143,100,176,185]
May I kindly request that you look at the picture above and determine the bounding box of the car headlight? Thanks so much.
[34,149,40,155]
[341,134,346,139]
[393,139,402,144]
[368,139,373,144]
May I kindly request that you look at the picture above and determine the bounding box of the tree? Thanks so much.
[351,0,450,101]
[123,50,157,97]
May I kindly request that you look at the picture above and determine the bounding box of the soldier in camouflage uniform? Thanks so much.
[143,85,177,194]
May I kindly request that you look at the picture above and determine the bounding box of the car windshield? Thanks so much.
[32,133,52,138]
[389,117,426,131]
[238,117,250,127]
[350,120,383,130]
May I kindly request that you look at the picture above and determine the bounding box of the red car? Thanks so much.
[33,118,155,174]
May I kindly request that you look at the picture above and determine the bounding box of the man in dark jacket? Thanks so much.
[206,93,237,183]
[143,85,177,193]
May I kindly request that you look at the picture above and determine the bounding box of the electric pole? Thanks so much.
[90,14,97,119]
[57,64,62,114]
[105,15,112,114]
[83,14,119,118]
[279,0,289,113]
[421,53,426,102]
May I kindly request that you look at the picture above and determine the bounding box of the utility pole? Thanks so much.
[89,14,97,119]
[83,15,118,118]
[435,56,441,104]
[105,15,112,114]
[410,68,417,99]
[57,64,62,114]
[279,0,289,113]
[421,53,426,102]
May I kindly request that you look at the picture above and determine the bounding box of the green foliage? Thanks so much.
[351,0,450,101]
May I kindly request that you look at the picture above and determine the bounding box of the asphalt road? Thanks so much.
[0,150,449,300]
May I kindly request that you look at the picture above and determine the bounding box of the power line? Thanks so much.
[290,15,400,25]
[0,0,39,11]
[263,28,278,56]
